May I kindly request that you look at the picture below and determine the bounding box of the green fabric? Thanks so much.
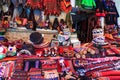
[81,0,96,9]
[76,0,82,6]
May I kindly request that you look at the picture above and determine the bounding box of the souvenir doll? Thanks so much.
[52,18,60,31]
[0,45,7,59]
[43,15,51,29]
[58,58,77,80]
[7,45,16,56]
[2,16,9,28]
[50,47,57,57]
[59,19,68,32]
[43,48,49,57]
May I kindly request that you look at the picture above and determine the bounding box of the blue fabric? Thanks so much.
[95,0,106,13]
[26,7,31,19]
[33,9,42,24]
[105,1,119,25]
[17,5,23,16]
[12,0,26,7]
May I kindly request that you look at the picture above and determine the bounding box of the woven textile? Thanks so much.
[44,0,61,15]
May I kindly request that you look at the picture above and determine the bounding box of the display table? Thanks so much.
[4,28,58,42]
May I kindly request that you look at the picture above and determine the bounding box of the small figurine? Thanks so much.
[7,45,16,56]
[0,45,7,59]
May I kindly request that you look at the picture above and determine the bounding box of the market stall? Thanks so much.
[0,0,120,80]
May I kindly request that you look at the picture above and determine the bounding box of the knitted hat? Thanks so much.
[30,32,43,44]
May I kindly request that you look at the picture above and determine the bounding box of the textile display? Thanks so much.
[105,0,119,25]
[81,0,96,9]
[43,0,61,16]
[60,0,72,13]
[92,70,120,78]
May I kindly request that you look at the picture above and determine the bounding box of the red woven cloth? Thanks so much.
[92,70,120,78]
[43,0,61,15]
[97,76,120,80]
[26,0,43,9]
[60,0,72,13]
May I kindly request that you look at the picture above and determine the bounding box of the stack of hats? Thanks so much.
[92,28,106,45]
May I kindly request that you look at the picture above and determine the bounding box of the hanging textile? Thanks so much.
[26,0,43,9]
[70,0,75,7]
[113,0,120,26]
[33,9,42,25]
[60,0,72,13]
[75,0,82,7]
[8,1,14,17]
[52,18,59,30]
[12,7,20,20]
[81,0,96,9]
[95,0,106,17]
[12,0,26,7]
[43,0,61,16]
[105,0,119,25]
[65,12,73,28]
[25,7,31,19]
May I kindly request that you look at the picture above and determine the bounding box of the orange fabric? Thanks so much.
[60,0,72,13]
[104,33,114,40]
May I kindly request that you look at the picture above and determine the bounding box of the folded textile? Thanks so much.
[92,70,120,78]
[97,76,120,80]
[15,58,24,70]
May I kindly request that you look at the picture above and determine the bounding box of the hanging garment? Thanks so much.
[113,0,120,26]
[105,1,119,25]
[95,0,106,13]
[17,4,23,17]
[26,8,37,30]
[95,0,106,17]
[26,0,43,9]
[12,7,20,20]
[33,9,42,25]
[81,0,96,9]
[8,1,14,17]
[60,0,72,13]
[52,18,59,30]
[12,0,26,7]
[65,12,73,28]
[11,0,18,7]
[44,0,61,16]
[2,0,11,13]
[26,7,31,19]
[2,4,8,13]
[19,7,27,19]
[75,0,82,7]
[70,0,75,7]
[0,1,2,10]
